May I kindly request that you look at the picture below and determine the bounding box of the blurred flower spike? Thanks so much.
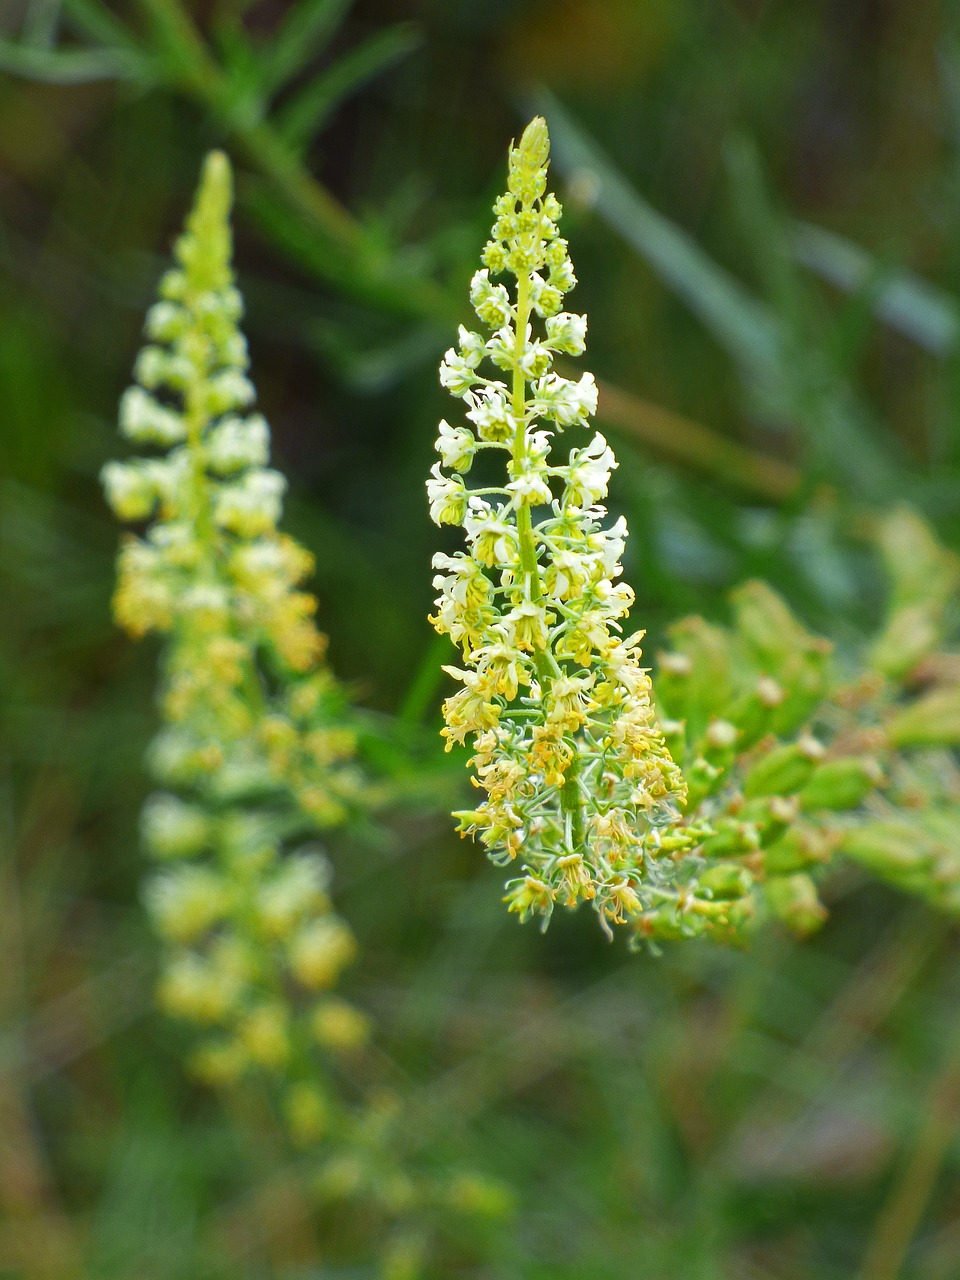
[102,147,373,1142]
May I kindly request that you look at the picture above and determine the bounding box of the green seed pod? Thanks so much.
[800,756,882,811]
[690,894,755,933]
[698,863,754,900]
[839,820,936,879]
[684,754,726,809]
[658,716,688,765]
[886,688,960,747]
[871,604,943,682]
[726,675,786,750]
[700,718,740,771]
[736,794,800,847]
[658,616,736,739]
[763,824,835,875]
[743,736,824,799]
[764,873,827,936]
[869,505,959,679]
[653,650,693,723]
[632,905,691,943]
[699,819,761,858]
[731,582,832,734]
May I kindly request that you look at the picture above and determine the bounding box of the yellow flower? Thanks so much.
[427,118,685,933]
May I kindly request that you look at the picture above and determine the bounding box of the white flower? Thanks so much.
[470,269,513,328]
[529,272,563,317]
[206,369,256,415]
[435,420,476,472]
[527,430,552,459]
[545,311,587,356]
[145,866,231,943]
[518,339,552,379]
[135,345,191,391]
[464,506,518,566]
[206,414,270,473]
[548,257,577,292]
[181,583,231,630]
[120,386,186,446]
[506,472,553,508]
[440,332,483,396]
[503,600,549,650]
[565,433,617,506]
[532,372,598,427]
[101,460,158,521]
[506,451,553,508]
[545,548,594,600]
[145,300,186,342]
[141,792,210,859]
[427,462,467,526]
[214,468,286,536]
[590,516,628,577]
[458,325,485,364]
[485,325,517,371]
[431,552,491,609]
[466,389,514,442]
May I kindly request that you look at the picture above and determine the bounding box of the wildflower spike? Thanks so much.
[102,147,369,1133]
[429,117,685,932]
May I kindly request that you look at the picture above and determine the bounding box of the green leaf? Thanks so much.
[210,17,265,129]
[790,220,960,355]
[258,0,353,99]
[0,36,143,83]
[275,23,419,155]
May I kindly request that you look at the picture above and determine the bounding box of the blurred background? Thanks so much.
[3,0,960,1276]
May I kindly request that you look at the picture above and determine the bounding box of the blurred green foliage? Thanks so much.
[4,1,960,1278]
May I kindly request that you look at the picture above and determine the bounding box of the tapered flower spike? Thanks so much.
[428,117,686,933]
[102,148,371,1134]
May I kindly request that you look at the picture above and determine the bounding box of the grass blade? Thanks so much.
[790,220,960,356]
[258,0,353,99]
[0,37,141,82]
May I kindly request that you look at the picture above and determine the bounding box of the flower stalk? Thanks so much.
[428,117,685,932]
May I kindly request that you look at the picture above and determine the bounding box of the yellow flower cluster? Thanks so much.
[103,151,369,1141]
[428,118,685,932]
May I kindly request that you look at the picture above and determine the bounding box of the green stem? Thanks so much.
[561,754,585,847]
[184,354,214,550]
[511,258,583,851]
[182,322,265,722]
[511,272,552,689]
